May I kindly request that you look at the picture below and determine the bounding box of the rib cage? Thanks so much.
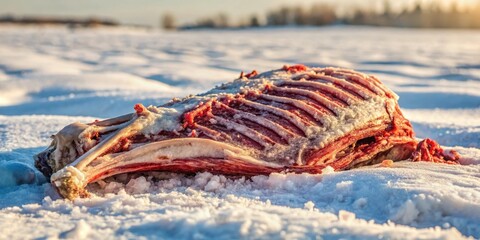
[181,66,401,166]
[34,65,460,199]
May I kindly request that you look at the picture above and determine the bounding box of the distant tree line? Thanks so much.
[162,1,480,30]
[174,13,231,30]
[0,15,119,28]
[265,4,337,26]
[349,1,480,28]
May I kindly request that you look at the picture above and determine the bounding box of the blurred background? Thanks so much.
[0,0,479,145]
[1,0,480,29]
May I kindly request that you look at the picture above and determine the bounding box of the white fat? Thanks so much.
[310,96,391,146]
[257,95,393,164]
[223,149,281,168]
[138,106,183,135]
[207,76,272,95]
[147,141,224,160]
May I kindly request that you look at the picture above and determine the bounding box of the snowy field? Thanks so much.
[0,26,479,239]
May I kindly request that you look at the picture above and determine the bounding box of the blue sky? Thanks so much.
[0,0,476,27]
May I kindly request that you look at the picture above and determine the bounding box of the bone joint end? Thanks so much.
[50,166,88,200]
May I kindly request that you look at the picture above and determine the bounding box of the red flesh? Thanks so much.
[283,64,308,73]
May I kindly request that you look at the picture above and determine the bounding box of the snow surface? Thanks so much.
[0,26,479,239]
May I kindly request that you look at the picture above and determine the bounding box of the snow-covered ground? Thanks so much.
[0,26,479,239]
